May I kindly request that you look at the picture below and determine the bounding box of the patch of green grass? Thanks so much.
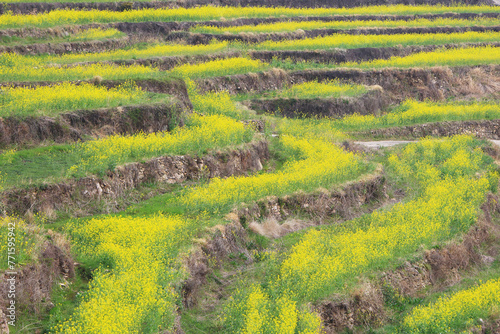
[0,144,80,188]
[0,113,254,188]
[42,271,90,334]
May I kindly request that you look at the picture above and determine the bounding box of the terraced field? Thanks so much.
[0,0,500,333]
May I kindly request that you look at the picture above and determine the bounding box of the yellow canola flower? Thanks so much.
[0,52,157,82]
[179,135,364,212]
[343,45,500,69]
[187,79,242,118]
[0,81,150,117]
[241,286,269,334]
[402,278,500,333]
[278,176,488,300]
[0,5,498,29]
[72,114,253,176]
[0,52,261,83]
[273,297,298,334]
[59,214,190,334]
[254,31,500,51]
[230,285,320,334]
[277,136,490,301]
[336,100,500,131]
[278,117,348,142]
[0,216,40,270]
[192,17,500,34]
[271,80,367,99]
[224,136,494,333]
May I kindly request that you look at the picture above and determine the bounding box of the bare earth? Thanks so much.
[490,140,500,147]
[354,140,415,148]
[357,140,500,149]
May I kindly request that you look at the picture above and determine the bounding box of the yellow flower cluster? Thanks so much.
[56,214,190,334]
[263,80,367,100]
[187,79,243,119]
[277,117,348,142]
[0,81,151,117]
[255,31,500,51]
[0,216,40,270]
[241,286,269,334]
[179,135,364,212]
[387,135,489,188]
[170,57,267,79]
[71,114,253,176]
[343,45,500,69]
[402,278,500,333]
[192,17,500,34]
[0,52,157,82]
[336,100,500,131]
[1,149,15,164]
[225,285,320,334]
[0,5,497,29]
[0,52,264,83]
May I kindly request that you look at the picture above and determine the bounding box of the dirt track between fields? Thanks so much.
[354,140,414,148]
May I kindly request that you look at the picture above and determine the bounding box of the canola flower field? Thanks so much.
[7,31,500,67]
[1,43,499,84]
[253,31,500,51]
[0,81,163,117]
[1,2,500,334]
[0,5,498,29]
[191,16,500,34]
[402,277,500,333]
[335,100,500,131]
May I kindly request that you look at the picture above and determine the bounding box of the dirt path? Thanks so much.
[354,140,415,148]
[490,140,500,147]
[357,139,500,149]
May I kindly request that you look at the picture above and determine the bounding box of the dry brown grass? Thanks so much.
[249,217,312,238]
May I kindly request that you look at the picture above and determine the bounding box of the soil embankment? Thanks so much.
[197,65,500,103]
[247,89,388,118]
[353,119,500,140]
[0,141,269,217]
[0,102,186,148]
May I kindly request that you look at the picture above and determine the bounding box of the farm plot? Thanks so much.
[191,17,500,34]
[0,5,499,29]
[1,2,500,334]
[0,81,164,117]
